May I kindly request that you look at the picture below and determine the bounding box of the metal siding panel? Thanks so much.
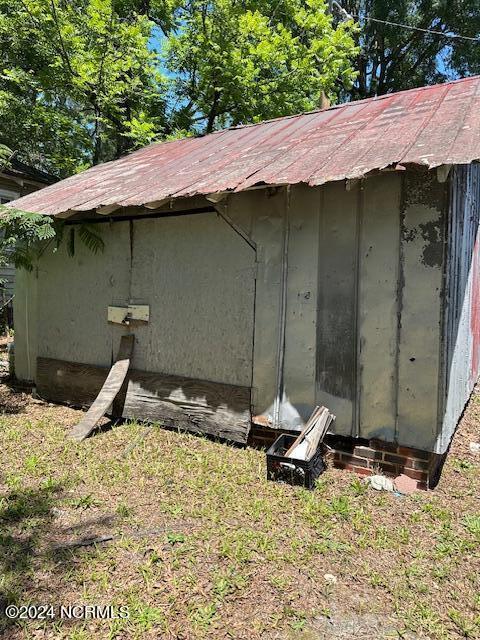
[396,172,446,451]
[129,212,255,387]
[358,173,401,440]
[228,189,285,417]
[13,267,38,381]
[316,181,358,434]
[439,164,480,453]
[282,185,320,427]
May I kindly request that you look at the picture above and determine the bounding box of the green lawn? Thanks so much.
[0,384,479,639]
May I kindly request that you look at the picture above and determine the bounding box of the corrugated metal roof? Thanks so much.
[9,75,480,217]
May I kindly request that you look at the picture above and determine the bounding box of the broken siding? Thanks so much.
[439,164,480,453]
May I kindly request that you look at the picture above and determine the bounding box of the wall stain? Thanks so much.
[419,219,443,267]
[401,170,446,269]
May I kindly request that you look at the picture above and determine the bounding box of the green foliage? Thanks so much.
[165,0,359,131]
[77,224,105,255]
[0,0,358,175]
[0,0,165,176]
[0,206,104,272]
[0,206,55,271]
[2,0,480,180]
[341,0,480,99]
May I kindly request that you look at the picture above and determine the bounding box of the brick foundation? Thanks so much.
[249,423,445,489]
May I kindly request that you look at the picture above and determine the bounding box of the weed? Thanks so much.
[190,602,217,629]
[462,514,480,540]
[166,532,185,545]
[116,502,134,518]
[69,494,100,510]
[452,458,474,472]
[449,609,478,638]
[328,495,352,519]
[349,477,368,496]
[130,603,166,632]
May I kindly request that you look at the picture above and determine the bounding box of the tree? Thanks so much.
[165,0,358,132]
[339,0,480,100]
[0,0,166,176]
[0,0,358,175]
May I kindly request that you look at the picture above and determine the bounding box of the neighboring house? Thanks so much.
[0,159,57,326]
[8,75,480,488]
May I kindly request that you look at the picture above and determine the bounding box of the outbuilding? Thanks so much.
[9,75,480,487]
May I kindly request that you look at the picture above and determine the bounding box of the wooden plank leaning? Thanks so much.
[69,334,135,442]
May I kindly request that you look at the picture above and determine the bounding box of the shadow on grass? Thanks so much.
[0,483,62,632]
[0,376,30,414]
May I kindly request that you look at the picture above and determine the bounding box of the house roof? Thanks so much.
[2,159,58,186]
[8,75,480,217]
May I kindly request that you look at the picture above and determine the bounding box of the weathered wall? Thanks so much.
[314,172,446,451]
[16,211,255,391]
[13,266,38,381]
[130,212,255,387]
[396,172,446,450]
[227,188,286,418]
[439,164,480,453]
[37,222,131,367]
[14,171,451,452]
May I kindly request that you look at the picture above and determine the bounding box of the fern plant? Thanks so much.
[0,205,104,272]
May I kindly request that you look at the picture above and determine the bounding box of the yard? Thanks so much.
[0,380,478,640]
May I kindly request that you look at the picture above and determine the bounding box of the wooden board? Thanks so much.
[69,334,134,441]
[36,356,252,444]
[122,370,251,443]
[37,358,109,407]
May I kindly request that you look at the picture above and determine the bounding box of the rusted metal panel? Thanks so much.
[8,76,480,218]
[439,164,480,453]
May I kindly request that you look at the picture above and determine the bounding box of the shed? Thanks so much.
[8,75,480,487]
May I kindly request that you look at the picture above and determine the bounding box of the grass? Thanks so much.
[0,386,478,639]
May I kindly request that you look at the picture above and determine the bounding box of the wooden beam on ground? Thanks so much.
[122,370,251,443]
[69,334,135,441]
[36,355,252,444]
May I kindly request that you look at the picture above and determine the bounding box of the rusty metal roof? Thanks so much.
[9,75,480,216]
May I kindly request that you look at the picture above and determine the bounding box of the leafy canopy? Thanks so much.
[340,0,480,100]
[0,0,358,175]
[165,0,358,132]
[0,0,165,175]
